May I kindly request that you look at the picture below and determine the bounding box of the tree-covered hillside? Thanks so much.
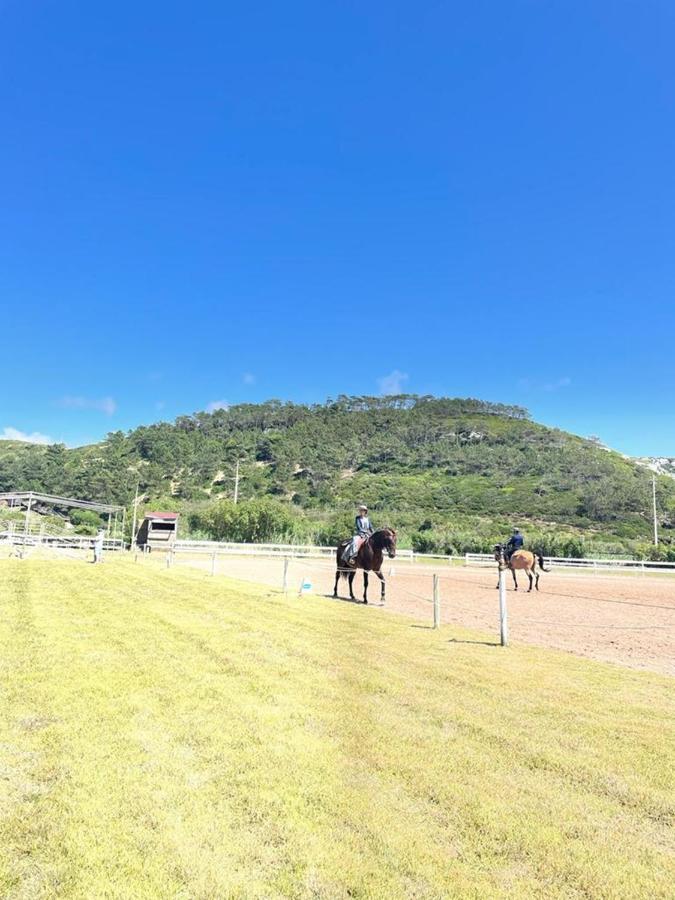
[1,395,674,557]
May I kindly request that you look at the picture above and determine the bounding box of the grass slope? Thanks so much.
[0,559,673,899]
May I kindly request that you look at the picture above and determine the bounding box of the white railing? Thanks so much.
[464,552,675,573]
[174,540,675,572]
[174,539,416,560]
[0,527,124,551]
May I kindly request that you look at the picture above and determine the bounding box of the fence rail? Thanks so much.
[174,539,415,560]
[173,540,675,573]
[464,552,675,573]
[0,527,124,551]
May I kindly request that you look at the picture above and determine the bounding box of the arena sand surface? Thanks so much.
[171,554,675,676]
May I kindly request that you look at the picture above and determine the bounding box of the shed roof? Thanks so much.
[145,512,179,520]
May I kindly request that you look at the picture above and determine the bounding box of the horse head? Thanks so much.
[493,543,505,565]
[373,527,397,559]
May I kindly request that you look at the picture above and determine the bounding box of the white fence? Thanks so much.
[172,540,675,573]
[0,524,124,552]
[173,539,458,564]
[464,552,675,573]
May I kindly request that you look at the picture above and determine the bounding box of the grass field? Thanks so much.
[0,559,673,899]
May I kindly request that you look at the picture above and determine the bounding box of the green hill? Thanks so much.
[1,395,674,558]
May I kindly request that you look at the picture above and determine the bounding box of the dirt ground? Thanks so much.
[171,553,675,676]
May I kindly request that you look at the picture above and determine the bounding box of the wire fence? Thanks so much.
[163,549,675,665]
[5,540,673,670]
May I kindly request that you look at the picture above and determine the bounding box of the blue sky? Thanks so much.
[1,1,674,455]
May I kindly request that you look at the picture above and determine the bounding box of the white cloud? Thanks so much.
[242,372,256,385]
[60,395,117,415]
[519,376,572,392]
[543,376,572,392]
[1,427,53,445]
[207,399,229,412]
[377,369,409,395]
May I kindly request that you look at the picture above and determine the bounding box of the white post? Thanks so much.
[433,574,440,629]
[24,493,32,540]
[211,551,217,576]
[234,459,240,505]
[498,567,509,647]
[652,476,659,546]
[282,557,289,594]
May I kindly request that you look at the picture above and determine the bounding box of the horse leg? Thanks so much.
[348,571,356,600]
[527,569,533,592]
[512,568,518,590]
[333,568,340,598]
[376,570,385,602]
[363,572,369,604]
[535,571,540,591]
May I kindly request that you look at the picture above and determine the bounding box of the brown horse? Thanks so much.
[333,528,397,603]
[494,543,550,591]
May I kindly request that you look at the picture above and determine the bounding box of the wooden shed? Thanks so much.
[136,512,179,551]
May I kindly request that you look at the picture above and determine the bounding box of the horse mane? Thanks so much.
[371,528,395,549]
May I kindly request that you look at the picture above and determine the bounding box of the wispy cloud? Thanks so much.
[1,426,53,445]
[59,395,117,415]
[543,376,572,392]
[242,372,256,385]
[377,369,409,395]
[519,376,572,393]
[207,399,229,412]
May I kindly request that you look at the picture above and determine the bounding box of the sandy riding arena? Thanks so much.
[171,554,675,676]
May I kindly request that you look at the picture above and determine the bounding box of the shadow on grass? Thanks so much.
[410,625,499,646]
[447,637,500,647]
[321,593,376,606]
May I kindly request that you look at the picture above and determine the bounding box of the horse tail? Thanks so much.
[336,543,353,580]
[537,552,550,573]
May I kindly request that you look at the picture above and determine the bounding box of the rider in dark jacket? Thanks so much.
[345,505,374,562]
[354,506,374,539]
[505,528,524,563]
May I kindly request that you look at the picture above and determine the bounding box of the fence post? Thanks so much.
[211,551,217,576]
[282,558,289,594]
[464,552,469,566]
[433,574,440,629]
[498,567,509,647]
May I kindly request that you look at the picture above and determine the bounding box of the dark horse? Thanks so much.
[333,528,397,604]
[494,543,550,592]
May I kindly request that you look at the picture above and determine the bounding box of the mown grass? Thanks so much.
[0,558,673,899]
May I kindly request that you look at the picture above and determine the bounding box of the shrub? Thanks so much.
[191,498,296,543]
[69,509,104,535]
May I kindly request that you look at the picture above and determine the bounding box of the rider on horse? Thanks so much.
[343,504,375,564]
[504,527,524,564]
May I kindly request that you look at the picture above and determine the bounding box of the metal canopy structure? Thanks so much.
[0,491,125,546]
[0,492,122,515]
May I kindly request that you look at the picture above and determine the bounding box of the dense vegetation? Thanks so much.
[1,395,675,558]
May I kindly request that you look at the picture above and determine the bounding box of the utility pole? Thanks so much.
[233,459,241,505]
[652,475,659,546]
[131,482,140,548]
